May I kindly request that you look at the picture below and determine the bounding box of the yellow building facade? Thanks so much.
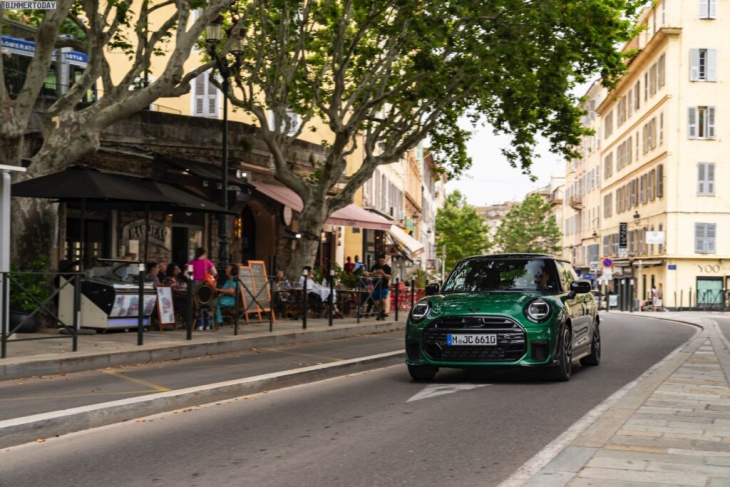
[570,0,730,309]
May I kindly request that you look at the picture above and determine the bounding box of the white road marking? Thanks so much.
[406,383,491,403]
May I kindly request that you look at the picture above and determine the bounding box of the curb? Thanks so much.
[0,350,404,449]
[0,321,405,381]
[500,315,707,487]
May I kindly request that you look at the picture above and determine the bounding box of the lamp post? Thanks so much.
[206,19,243,276]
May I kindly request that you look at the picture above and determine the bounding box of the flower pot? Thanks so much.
[8,310,39,334]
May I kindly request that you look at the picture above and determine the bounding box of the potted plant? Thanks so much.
[8,255,52,333]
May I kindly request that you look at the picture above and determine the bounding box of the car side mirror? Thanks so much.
[570,281,591,295]
[425,283,440,296]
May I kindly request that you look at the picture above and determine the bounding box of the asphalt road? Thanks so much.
[0,333,404,421]
[714,316,730,341]
[0,314,695,487]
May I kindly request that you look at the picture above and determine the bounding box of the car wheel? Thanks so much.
[580,321,601,366]
[550,326,573,381]
[408,364,439,381]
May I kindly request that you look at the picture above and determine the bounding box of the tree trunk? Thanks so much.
[284,198,328,283]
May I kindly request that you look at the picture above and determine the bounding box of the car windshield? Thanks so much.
[442,258,559,293]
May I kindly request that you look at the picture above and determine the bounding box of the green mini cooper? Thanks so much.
[405,254,600,381]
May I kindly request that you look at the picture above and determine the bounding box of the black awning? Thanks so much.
[155,155,253,190]
[12,165,234,214]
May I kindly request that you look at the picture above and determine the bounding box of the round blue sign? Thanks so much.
[602,257,613,268]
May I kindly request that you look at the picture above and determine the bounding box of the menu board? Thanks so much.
[110,294,157,318]
[237,266,258,312]
[246,260,272,312]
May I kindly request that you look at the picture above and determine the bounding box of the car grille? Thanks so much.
[422,316,527,363]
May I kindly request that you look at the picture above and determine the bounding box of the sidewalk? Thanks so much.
[1,316,404,380]
[512,312,730,487]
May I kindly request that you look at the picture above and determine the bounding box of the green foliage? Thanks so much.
[412,268,429,288]
[435,191,491,273]
[336,265,363,289]
[494,194,563,255]
[9,255,52,313]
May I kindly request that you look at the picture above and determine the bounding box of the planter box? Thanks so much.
[8,310,39,333]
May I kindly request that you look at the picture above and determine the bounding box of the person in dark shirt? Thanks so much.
[367,255,391,320]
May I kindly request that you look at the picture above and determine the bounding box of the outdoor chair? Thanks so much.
[193,282,216,330]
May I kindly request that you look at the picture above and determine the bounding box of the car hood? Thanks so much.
[428,291,561,318]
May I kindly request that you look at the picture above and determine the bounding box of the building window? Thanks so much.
[649,63,657,97]
[698,162,716,195]
[657,164,664,198]
[604,111,614,139]
[699,0,717,19]
[603,193,613,218]
[603,153,613,179]
[695,223,716,253]
[658,223,664,254]
[618,96,627,126]
[690,49,718,81]
[688,106,716,139]
[192,70,218,118]
[634,81,640,111]
[659,113,664,145]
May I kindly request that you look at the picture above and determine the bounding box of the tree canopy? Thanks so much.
[494,193,562,255]
[214,0,641,275]
[435,191,490,273]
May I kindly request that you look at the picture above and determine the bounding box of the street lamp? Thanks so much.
[205,17,243,276]
[633,211,641,225]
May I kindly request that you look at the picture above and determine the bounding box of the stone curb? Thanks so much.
[0,350,404,449]
[500,315,707,487]
[0,321,405,381]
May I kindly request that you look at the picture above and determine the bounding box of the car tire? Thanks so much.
[550,326,573,381]
[580,321,601,366]
[408,364,438,381]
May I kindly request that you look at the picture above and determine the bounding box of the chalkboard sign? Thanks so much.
[237,266,257,312]
[246,260,273,313]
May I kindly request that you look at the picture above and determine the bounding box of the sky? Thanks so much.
[445,122,567,208]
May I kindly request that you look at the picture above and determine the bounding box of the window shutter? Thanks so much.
[695,223,705,253]
[698,163,706,194]
[659,54,666,87]
[709,0,717,19]
[690,49,700,80]
[657,165,664,198]
[649,170,656,201]
[644,73,649,101]
[207,74,218,117]
[640,175,645,203]
[659,114,664,145]
[708,106,716,139]
[688,107,698,139]
[707,49,718,81]
[194,74,205,116]
[707,224,716,253]
[700,0,709,18]
[708,163,715,194]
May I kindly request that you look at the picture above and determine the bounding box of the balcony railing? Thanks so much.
[568,195,583,210]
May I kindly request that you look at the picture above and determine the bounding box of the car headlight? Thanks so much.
[525,299,551,323]
[410,300,431,322]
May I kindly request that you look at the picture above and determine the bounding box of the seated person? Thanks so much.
[215,264,240,326]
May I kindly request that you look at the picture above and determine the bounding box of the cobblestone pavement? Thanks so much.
[513,314,730,487]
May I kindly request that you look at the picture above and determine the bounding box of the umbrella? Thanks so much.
[13,165,234,266]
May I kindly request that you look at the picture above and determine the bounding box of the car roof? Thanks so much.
[463,253,555,260]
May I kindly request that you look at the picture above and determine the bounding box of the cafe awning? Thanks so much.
[388,225,425,257]
[253,182,392,231]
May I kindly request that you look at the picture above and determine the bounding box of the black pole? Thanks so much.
[234,276,240,336]
[1,273,7,358]
[79,198,86,269]
[268,277,274,333]
[186,267,193,340]
[410,279,415,310]
[217,74,230,276]
[137,262,144,346]
[72,273,80,352]
[356,278,362,324]
[394,277,399,322]
[328,271,334,327]
[143,205,150,268]
[302,272,308,330]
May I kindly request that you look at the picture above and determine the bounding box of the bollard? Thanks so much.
[302,269,308,330]
[137,262,145,346]
[394,278,400,322]
[689,288,693,310]
[269,277,274,333]
[186,265,194,340]
[680,289,684,311]
[234,276,240,336]
[356,278,362,324]
[72,274,81,352]
[410,279,415,310]
[1,273,7,358]
[674,291,677,312]
[328,270,334,327]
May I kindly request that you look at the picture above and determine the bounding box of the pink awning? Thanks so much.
[253,182,393,231]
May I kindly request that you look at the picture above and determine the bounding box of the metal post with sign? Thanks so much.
[618,222,628,258]
[0,165,27,344]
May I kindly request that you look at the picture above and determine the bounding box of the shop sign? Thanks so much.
[646,231,665,244]
[619,223,627,248]
[122,219,171,250]
[697,264,721,274]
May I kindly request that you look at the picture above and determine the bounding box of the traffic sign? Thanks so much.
[589,261,599,273]
[618,248,628,258]
[602,257,613,268]
[602,268,613,281]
